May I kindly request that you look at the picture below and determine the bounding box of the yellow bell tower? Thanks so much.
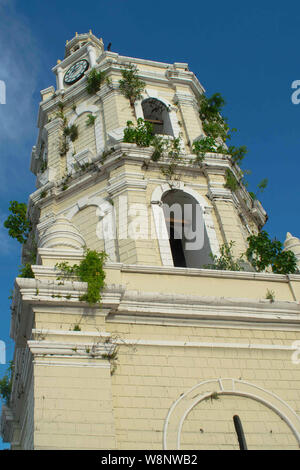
[2,32,300,450]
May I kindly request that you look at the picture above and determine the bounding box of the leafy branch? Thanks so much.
[195,93,267,198]
[119,64,146,109]
[204,241,244,271]
[4,201,31,244]
[86,68,106,94]
[246,231,298,274]
[55,249,108,304]
[123,118,183,180]
[0,362,14,405]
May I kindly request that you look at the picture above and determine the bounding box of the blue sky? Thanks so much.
[0,0,300,448]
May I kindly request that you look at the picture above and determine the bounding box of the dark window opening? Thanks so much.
[162,189,212,269]
[169,222,186,267]
[233,415,247,450]
[142,98,173,136]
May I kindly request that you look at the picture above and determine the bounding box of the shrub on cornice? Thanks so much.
[192,137,217,163]
[119,64,146,108]
[204,241,244,271]
[123,119,183,180]
[55,249,108,304]
[246,230,298,274]
[198,92,269,203]
[18,263,35,278]
[86,68,106,94]
[224,169,239,192]
[123,118,154,147]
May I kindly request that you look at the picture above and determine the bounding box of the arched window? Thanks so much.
[162,189,212,268]
[142,98,173,136]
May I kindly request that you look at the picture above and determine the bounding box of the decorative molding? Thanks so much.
[27,340,116,359]
[163,378,300,449]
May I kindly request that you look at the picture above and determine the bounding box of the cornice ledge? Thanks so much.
[166,68,205,95]
[0,405,15,443]
[118,263,298,282]
[120,289,299,311]
[15,277,124,306]
[250,198,268,227]
[27,340,117,358]
[52,44,91,72]
[113,289,300,324]
[207,186,233,202]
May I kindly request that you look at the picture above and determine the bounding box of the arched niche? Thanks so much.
[164,378,300,450]
[135,93,181,140]
[141,98,173,136]
[65,196,117,262]
[151,183,220,268]
[66,103,105,172]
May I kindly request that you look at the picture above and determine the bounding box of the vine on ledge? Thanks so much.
[123,118,183,180]
[55,249,108,304]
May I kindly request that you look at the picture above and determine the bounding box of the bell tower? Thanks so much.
[2,33,300,450]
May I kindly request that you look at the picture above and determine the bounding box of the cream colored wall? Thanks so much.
[33,361,116,450]
[26,305,300,450]
[72,112,97,156]
[71,205,105,252]
[108,322,300,450]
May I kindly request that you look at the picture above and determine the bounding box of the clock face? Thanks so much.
[64,59,89,85]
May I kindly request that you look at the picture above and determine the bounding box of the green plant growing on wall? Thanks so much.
[39,158,47,173]
[160,136,182,181]
[59,139,69,157]
[0,362,14,405]
[227,144,248,165]
[224,169,239,192]
[63,124,79,142]
[246,230,298,274]
[248,178,268,201]
[123,119,183,180]
[266,289,275,302]
[86,114,96,127]
[119,64,146,109]
[123,118,154,147]
[192,137,216,163]
[86,68,106,94]
[204,241,244,271]
[18,263,35,278]
[55,249,108,304]
[4,201,31,244]
[151,135,166,162]
[204,391,220,403]
[196,92,269,198]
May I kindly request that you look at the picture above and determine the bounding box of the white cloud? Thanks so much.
[0,1,40,142]
[0,0,41,193]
